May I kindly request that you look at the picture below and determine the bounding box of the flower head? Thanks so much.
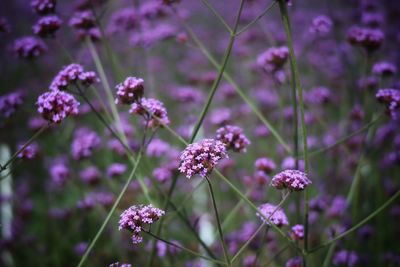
[290,224,304,240]
[373,62,397,76]
[130,97,170,128]
[33,15,62,37]
[285,257,302,267]
[37,90,80,123]
[13,36,47,59]
[50,64,99,91]
[179,139,228,179]
[0,91,24,118]
[31,0,56,15]
[115,77,144,104]
[215,125,250,153]
[333,250,358,267]
[17,142,40,159]
[256,203,289,227]
[257,46,289,73]
[376,89,400,119]
[271,169,311,191]
[255,157,276,174]
[309,15,332,35]
[71,128,101,160]
[347,26,384,52]
[118,204,165,244]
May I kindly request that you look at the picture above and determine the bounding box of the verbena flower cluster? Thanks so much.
[36,90,79,123]
[271,169,312,191]
[12,36,47,59]
[118,204,165,244]
[257,203,289,227]
[215,125,250,153]
[130,97,170,128]
[179,139,228,178]
[376,89,400,119]
[50,63,99,91]
[115,76,144,104]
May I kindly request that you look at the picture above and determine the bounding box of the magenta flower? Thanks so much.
[37,90,79,123]
[256,203,289,227]
[179,138,228,179]
[215,125,250,153]
[118,204,165,244]
[257,46,289,73]
[50,64,99,91]
[13,36,47,59]
[130,97,170,128]
[290,224,304,240]
[271,169,311,191]
[33,15,62,38]
[115,77,144,105]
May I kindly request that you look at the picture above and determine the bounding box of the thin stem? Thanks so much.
[143,230,227,265]
[235,1,277,36]
[278,2,310,265]
[0,123,49,173]
[309,189,400,254]
[205,176,231,265]
[200,0,233,34]
[186,0,245,143]
[77,151,143,267]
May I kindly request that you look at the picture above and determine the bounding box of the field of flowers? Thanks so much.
[1,0,400,266]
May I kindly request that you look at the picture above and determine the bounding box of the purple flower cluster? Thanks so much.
[33,15,62,37]
[271,169,311,191]
[50,162,70,186]
[257,46,289,73]
[31,0,56,15]
[118,204,165,244]
[255,157,276,174]
[37,90,79,123]
[304,86,332,105]
[256,203,289,227]
[130,97,170,128]
[376,89,400,119]
[107,163,127,177]
[347,26,384,52]
[79,166,101,184]
[50,63,99,91]
[179,139,228,179]
[333,250,358,267]
[69,10,101,40]
[215,125,250,153]
[0,91,24,118]
[285,257,302,267]
[109,263,132,267]
[115,77,144,104]
[290,224,304,240]
[372,62,397,77]
[309,15,333,35]
[71,128,101,159]
[13,36,47,59]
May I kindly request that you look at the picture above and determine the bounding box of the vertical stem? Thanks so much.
[205,176,231,266]
[277,1,310,265]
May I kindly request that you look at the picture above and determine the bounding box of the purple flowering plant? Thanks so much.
[1,0,400,266]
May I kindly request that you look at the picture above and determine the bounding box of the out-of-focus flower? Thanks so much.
[257,46,289,73]
[271,169,311,191]
[290,224,304,240]
[285,257,302,267]
[71,128,101,159]
[13,36,47,59]
[209,107,231,126]
[146,139,170,157]
[37,90,79,123]
[179,139,228,179]
[376,89,400,119]
[115,77,144,104]
[131,24,176,48]
[327,196,347,218]
[118,204,165,244]
[139,1,169,19]
[109,262,132,267]
[256,203,289,227]
[33,15,62,37]
[0,17,11,33]
[281,156,305,171]
[50,162,70,186]
[69,10,101,40]
[31,0,56,15]
[79,166,101,184]
[255,157,276,174]
[107,163,127,177]
[17,142,40,159]
[304,86,332,105]
[372,62,397,77]
[73,242,87,256]
[347,26,384,52]
[215,125,250,153]
[130,97,170,128]
[0,91,24,118]
[50,64,99,91]
[108,8,138,34]
[309,15,332,35]
[333,250,358,267]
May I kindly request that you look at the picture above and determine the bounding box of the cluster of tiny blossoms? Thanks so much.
[118,204,165,244]
[376,89,400,119]
[115,76,144,104]
[271,169,312,191]
[179,139,228,179]
[256,203,289,227]
[36,90,79,123]
[215,125,250,153]
[50,63,99,91]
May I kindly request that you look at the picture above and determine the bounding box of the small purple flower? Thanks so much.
[33,15,62,38]
[209,107,231,126]
[50,64,99,91]
[13,36,47,59]
[285,257,302,267]
[281,156,305,171]
[115,77,144,105]
[69,10,96,29]
[255,157,276,174]
[118,204,165,244]
[372,62,397,77]
[215,125,250,153]
[178,138,228,179]
[109,262,132,267]
[146,139,170,157]
[31,0,56,15]
[153,166,173,183]
[327,196,347,218]
[71,128,101,160]
[271,169,311,191]
[107,163,127,177]
[17,142,39,159]
[257,46,289,73]
[0,17,11,33]
[290,224,304,240]
[333,250,358,267]
[73,242,87,256]
[130,97,170,128]
[79,166,101,184]
[309,15,333,35]
[256,203,289,227]
[347,26,384,52]
[0,91,24,118]
[37,90,79,123]
[107,8,138,34]
[305,86,332,105]
[50,162,70,186]
[376,89,400,119]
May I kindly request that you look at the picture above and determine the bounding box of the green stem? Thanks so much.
[200,0,233,33]
[206,176,231,265]
[235,1,277,36]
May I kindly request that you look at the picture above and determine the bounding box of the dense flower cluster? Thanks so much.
[257,46,289,73]
[71,128,101,160]
[130,97,170,128]
[118,204,165,244]
[309,15,332,35]
[215,125,250,153]
[37,90,79,123]
[290,224,304,240]
[376,89,400,119]
[31,0,56,15]
[255,157,276,174]
[13,36,47,59]
[33,15,62,37]
[50,64,99,91]
[0,91,24,118]
[179,139,228,179]
[347,26,384,52]
[69,10,101,40]
[115,76,144,104]
[257,203,289,227]
[271,169,311,191]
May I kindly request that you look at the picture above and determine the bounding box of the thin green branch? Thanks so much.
[235,1,277,36]
[200,0,233,34]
